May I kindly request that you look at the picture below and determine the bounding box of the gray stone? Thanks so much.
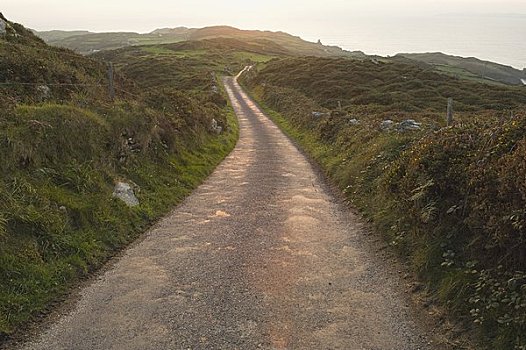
[380,120,395,130]
[312,111,328,118]
[112,182,139,207]
[381,119,422,132]
[349,118,360,125]
[398,119,422,131]
[36,85,51,101]
[210,118,222,134]
[0,19,6,35]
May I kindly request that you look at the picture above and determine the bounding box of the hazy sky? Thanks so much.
[3,0,526,32]
[3,1,526,68]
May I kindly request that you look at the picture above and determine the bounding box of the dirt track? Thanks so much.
[19,76,436,350]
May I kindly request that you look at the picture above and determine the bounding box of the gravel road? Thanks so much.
[19,76,436,350]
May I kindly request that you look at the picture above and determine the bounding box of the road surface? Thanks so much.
[20,76,435,350]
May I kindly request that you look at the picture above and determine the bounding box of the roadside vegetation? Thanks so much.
[3,10,526,348]
[0,14,239,338]
[242,57,526,349]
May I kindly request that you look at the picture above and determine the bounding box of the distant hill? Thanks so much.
[34,26,525,87]
[34,30,174,53]
[34,25,365,58]
[34,29,91,42]
[395,52,526,86]
[183,26,358,57]
[91,38,288,93]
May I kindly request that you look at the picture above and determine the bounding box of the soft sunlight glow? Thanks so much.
[3,0,526,68]
[4,0,525,32]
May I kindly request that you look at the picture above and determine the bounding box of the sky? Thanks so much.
[3,0,525,33]
[2,0,526,68]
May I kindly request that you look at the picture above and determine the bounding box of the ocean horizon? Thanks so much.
[300,14,526,70]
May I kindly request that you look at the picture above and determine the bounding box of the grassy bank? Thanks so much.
[241,59,526,349]
[0,107,238,336]
[0,15,239,338]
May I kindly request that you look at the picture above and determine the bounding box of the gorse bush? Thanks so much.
[243,57,526,349]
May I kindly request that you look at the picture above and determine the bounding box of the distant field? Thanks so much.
[35,25,363,59]
[92,39,278,92]
[396,52,526,86]
[250,56,526,115]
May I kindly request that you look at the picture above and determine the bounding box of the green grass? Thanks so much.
[241,59,526,349]
[247,57,526,114]
[92,41,276,98]
[141,46,177,55]
[36,25,360,58]
[396,52,526,86]
[434,65,508,86]
[0,15,240,339]
[0,101,238,338]
[232,51,273,63]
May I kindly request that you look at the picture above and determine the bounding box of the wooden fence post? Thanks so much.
[447,97,453,126]
[108,62,115,101]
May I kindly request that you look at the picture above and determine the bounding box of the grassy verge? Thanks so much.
[0,16,243,338]
[0,102,238,339]
[242,81,526,349]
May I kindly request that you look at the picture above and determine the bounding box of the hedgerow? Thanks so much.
[242,58,526,349]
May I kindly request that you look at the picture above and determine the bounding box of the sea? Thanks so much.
[299,14,526,70]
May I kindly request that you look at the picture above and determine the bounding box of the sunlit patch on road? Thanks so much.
[213,210,231,217]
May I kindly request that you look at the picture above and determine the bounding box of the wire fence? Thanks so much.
[0,82,104,86]
[1,35,240,102]
[1,39,125,98]
[0,63,139,101]
[0,80,174,98]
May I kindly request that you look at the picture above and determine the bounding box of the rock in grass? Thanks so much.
[312,111,328,118]
[37,85,51,101]
[210,118,223,134]
[112,182,139,207]
[398,119,421,131]
[0,19,6,35]
[380,119,395,130]
[380,119,422,132]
